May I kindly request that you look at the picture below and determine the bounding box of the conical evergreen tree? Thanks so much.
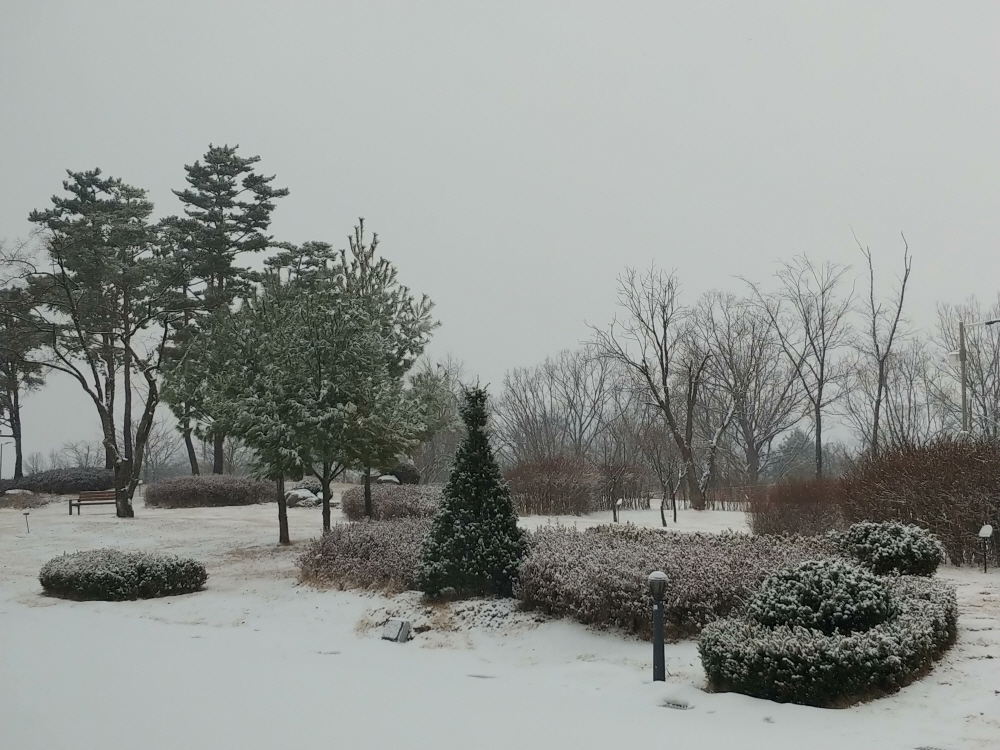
[417,386,527,598]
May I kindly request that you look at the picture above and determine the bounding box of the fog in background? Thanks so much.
[1,1,998,467]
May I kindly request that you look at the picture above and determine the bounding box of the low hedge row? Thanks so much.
[297,518,431,593]
[699,574,957,707]
[144,475,273,508]
[0,467,114,495]
[39,549,208,601]
[515,524,839,639]
[340,484,442,521]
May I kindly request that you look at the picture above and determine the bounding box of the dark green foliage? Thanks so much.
[0,467,114,495]
[416,387,527,598]
[39,549,208,601]
[837,521,945,576]
[385,462,421,485]
[699,576,957,707]
[745,560,897,635]
[144,475,272,508]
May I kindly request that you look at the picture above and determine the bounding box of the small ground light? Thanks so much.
[648,571,668,682]
[23,511,30,532]
[979,525,993,574]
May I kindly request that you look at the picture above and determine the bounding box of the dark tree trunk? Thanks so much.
[814,403,823,478]
[213,432,225,474]
[321,461,332,531]
[114,458,134,518]
[11,389,23,479]
[184,426,200,475]
[363,467,374,518]
[277,474,290,544]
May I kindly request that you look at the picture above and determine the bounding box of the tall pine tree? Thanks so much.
[417,386,527,598]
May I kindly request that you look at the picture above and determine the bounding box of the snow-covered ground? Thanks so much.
[1,498,998,750]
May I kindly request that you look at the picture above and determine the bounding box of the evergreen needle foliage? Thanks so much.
[417,387,527,598]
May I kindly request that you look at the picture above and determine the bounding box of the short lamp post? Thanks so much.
[648,571,668,682]
[980,525,993,574]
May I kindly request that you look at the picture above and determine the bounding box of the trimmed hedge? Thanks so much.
[745,559,897,635]
[699,575,957,707]
[298,518,431,593]
[39,549,208,601]
[0,467,114,495]
[836,521,945,576]
[144,475,273,508]
[341,483,441,521]
[515,524,839,638]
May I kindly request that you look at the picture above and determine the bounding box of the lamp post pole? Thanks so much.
[648,571,668,682]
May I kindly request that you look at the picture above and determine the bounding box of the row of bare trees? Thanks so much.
[494,246,999,509]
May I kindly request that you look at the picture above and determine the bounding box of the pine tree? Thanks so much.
[417,387,527,598]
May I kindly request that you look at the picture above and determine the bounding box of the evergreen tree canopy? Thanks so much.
[417,386,527,598]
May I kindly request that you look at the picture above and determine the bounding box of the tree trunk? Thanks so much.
[277,474,290,544]
[363,467,374,518]
[321,461,332,531]
[814,403,824,478]
[684,459,705,509]
[213,431,225,474]
[123,334,133,463]
[114,458,134,518]
[183,425,200,475]
[659,481,668,527]
[11,388,23,479]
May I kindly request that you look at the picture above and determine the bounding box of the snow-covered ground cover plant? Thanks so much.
[298,517,431,593]
[836,520,946,576]
[0,466,114,495]
[144,475,273,508]
[38,548,208,601]
[340,482,441,520]
[516,523,839,638]
[699,561,957,707]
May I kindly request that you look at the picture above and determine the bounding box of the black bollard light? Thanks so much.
[23,511,30,533]
[648,571,668,682]
[980,525,993,574]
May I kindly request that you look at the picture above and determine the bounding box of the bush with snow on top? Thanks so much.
[39,549,208,601]
[341,483,441,521]
[144,475,272,508]
[835,521,945,576]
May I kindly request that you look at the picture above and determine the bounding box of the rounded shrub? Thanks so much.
[383,462,421,485]
[144,475,273,508]
[39,549,208,601]
[294,476,324,494]
[746,559,897,635]
[836,521,945,576]
[700,576,957,707]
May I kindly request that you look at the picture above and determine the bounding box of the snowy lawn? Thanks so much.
[1,499,998,750]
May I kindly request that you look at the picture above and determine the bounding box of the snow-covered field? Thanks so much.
[1,498,998,750]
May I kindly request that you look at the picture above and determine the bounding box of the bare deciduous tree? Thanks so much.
[746,256,854,477]
[844,235,912,452]
[591,267,711,508]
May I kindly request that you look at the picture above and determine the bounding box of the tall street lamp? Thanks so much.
[648,571,668,682]
[951,319,1000,433]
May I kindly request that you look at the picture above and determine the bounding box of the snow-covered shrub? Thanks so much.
[841,437,1000,566]
[515,524,839,638]
[298,518,431,593]
[294,476,324,494]
[699,576,957,707]
[745,560,897,635]
[505,455,601,516]
[0,491,51,509]
[144,475,272,508]
[746,478,846,536]
[383,461,420,485]
[341,483,442,521]
[39,549,208,601]
[0,467,114,495]
[836,521,945,576]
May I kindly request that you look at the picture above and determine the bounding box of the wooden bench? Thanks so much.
[69,490,117,515]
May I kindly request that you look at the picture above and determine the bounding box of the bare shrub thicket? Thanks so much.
[340,483,442,521]
[505,456,601,515]
[144,475,272,508]
[298,518,431,593]
[840,438,1000,566]
[516,524,838,639]
[746,478,847,536]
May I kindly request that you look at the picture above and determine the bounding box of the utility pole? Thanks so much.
[960,320,968,433]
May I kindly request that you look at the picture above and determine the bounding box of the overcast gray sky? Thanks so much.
[1,1,998,467]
